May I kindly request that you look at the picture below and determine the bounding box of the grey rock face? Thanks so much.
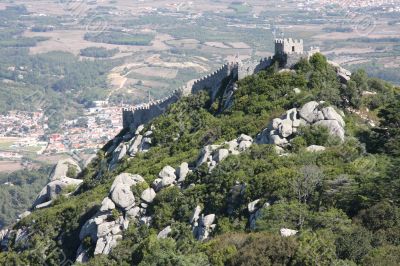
[128,135,143,156]
[111,173,144,191]
[201,214,216,227]
[110,184,135,210]
[141,188,156,203]
[280,228,298,237]
[238,134,253,142]
[51,158,82,181]
[152,178,163,192]
[269,134,288,146]
[159,166,176,180]
[32,177,83,208]
[126,206,141,220]
[190,205,202,224]
[100,197,116,212]
[159,166,177,188]
[176,162,190,182]
[238,140,252,151]
[299,101,320,123]
[75,244,89,263]
[213,149,229,163]
[157,226,172,239]
[322,107,345,127]
[18,211,31,219]
[135,124,145,135]
[279,119,293,138]
[194,214,217,241]
[314,120,345,141]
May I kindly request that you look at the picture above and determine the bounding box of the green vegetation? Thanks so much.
[84,32,154,46]
[0,166,52,228]
[1,54,399,265]
[80,47,119,58]
[0,6,120,131]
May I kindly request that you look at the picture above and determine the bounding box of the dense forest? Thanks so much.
[80,47,120,58]
[84,32,154,46]
[1,54,399,265]
[0,166,52,229]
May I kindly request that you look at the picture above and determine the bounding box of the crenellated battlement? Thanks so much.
[123,38,318,130]
[275,38,304,55]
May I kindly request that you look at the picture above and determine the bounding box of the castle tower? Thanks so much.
[275,38,304,55]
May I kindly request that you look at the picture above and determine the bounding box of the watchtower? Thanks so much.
[275,38,304,55]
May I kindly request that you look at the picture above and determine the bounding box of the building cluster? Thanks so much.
[296,0,400,12]
[0,104,123,157]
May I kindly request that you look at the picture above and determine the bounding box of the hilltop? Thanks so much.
[0,41,399,265]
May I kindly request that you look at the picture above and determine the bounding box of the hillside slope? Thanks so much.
[1,54,400,265]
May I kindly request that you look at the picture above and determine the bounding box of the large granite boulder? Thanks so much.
[213,149,229,163]
[110,184,135,210]
[159,166,177,188]
[314,120,345,141]
[299,101,320,123]
[279,119,293,138]
[32,177,83,208]
[50,158,82,181]
[100,197,116,212]
[322,107,345,127]
[176,162,190,182]
[141,188,156,203]
[111,173,144,191]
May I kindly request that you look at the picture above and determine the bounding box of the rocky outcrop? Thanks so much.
[76,172,152,261]
[32,177,83,209]
[176,162,190,182]
[141,188,156,203]
[189,205,216,241]
[108,126,154,170]
[257,101,346,148]
[197,134,253,171]
[193,214,216,241]
[50,158,82,181]
[110,184,135,210]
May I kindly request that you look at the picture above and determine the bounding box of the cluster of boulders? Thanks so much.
[152,162,191,191]
[257,101,346,149]
[190,206,216,241]
[76,173,150,262]
[108,125,154,170]
[197,134,253,171]
[76,161,193,262]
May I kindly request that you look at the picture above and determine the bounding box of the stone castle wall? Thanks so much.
[122,38,318,130]
[122,88,184,129]
[191,62,238,101]
[238,56,274,80]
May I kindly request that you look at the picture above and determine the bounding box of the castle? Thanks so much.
[122,38,319,130]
